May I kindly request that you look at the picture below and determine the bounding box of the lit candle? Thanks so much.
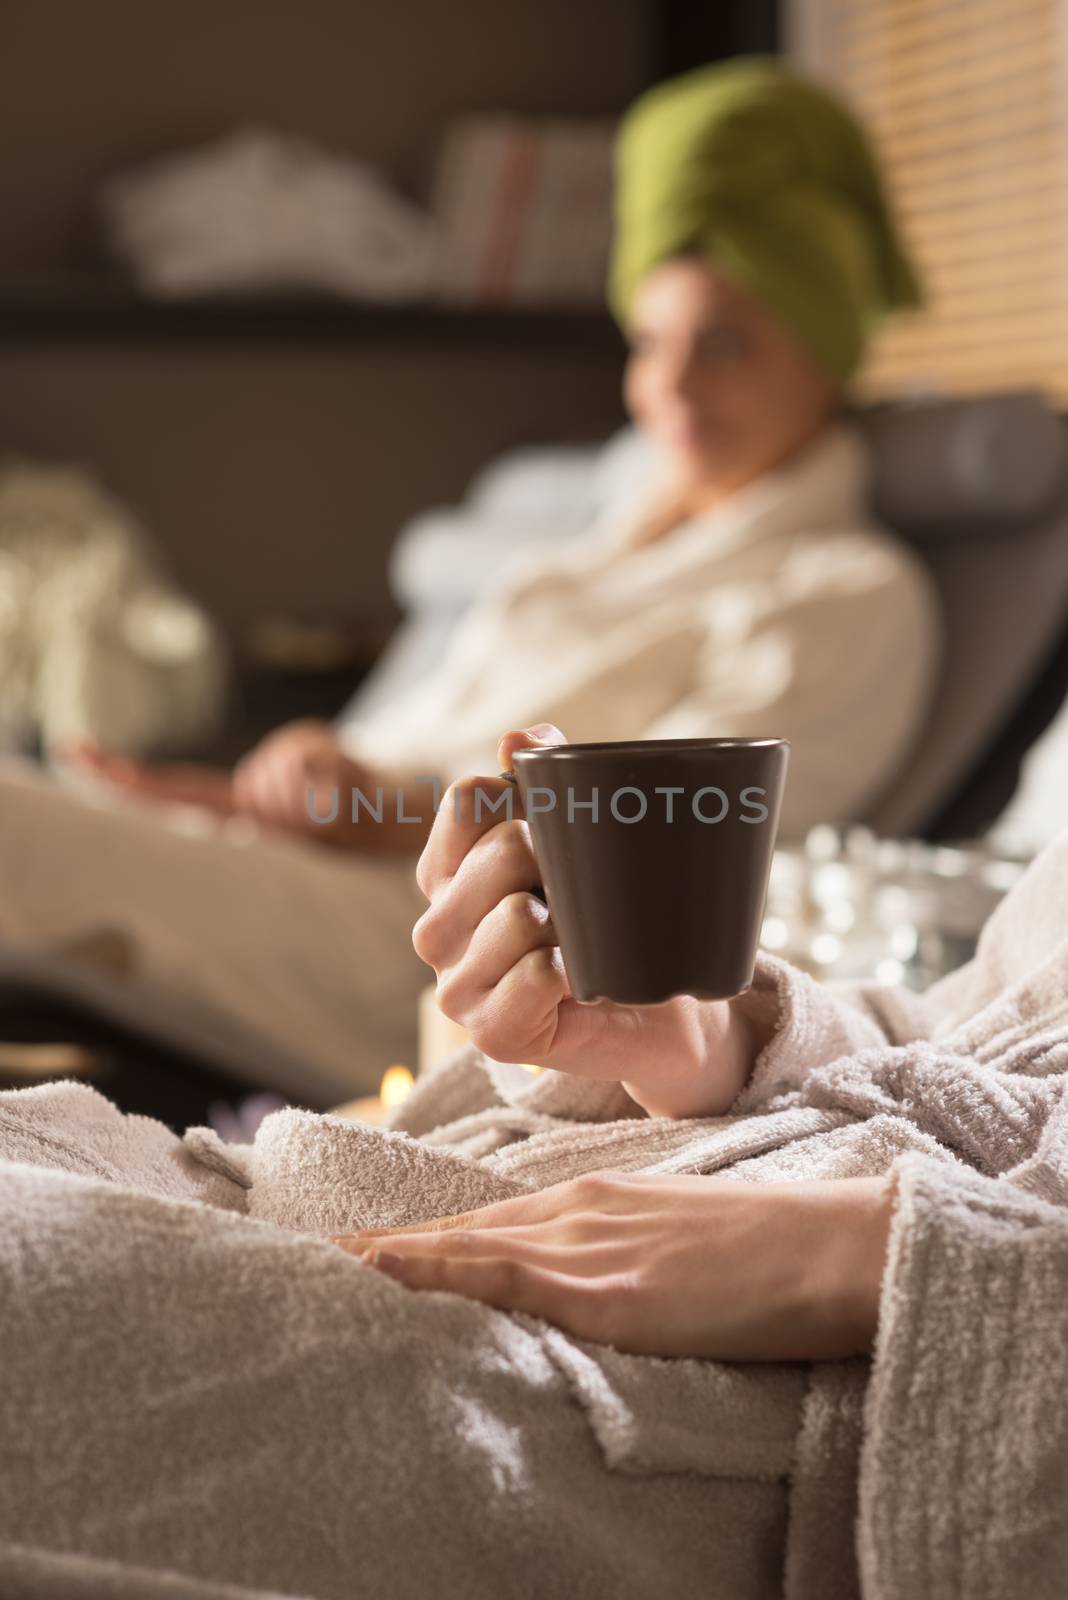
[333,1064,415,1125]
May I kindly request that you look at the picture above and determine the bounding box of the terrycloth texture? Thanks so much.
[608,57,923,379]
[0,1092,796,1600]
[342,421,939,837]
[860,1155,1068,1595]
[0,1544,298,1599]
[5,827,1068,1595]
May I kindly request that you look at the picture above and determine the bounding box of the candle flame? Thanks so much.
[379,1064,415,1108]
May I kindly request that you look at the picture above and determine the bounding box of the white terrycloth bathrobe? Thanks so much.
[340,421,939,838]
[0,422,936,1100]
[2,820,1068,1597]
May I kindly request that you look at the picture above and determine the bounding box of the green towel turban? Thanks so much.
[609,56,924,382]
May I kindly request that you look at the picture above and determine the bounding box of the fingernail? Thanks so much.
[362,1248,406,1276]
[526,723,556,739]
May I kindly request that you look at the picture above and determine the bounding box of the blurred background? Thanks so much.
[2,0,1067,1126]
[1,0,1063,747]
[2,1,777,736]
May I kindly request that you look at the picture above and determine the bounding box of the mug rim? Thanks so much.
[512,736,789,760]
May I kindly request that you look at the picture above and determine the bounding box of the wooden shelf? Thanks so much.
[0,279,625,351]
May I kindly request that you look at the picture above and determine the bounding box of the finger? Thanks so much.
[245,752,300,827]
[496,722,567,779]
[300,753,345,830]
[334,1207,544,1248]
[367,1251,639,1353]
[445,889,557,1005]
[234,756,275,820]
[230,755,256,815]
[342,1227,558,1265]
[414,773,520,901]
[78,749,146,785]
[357,1248,579,1323]
[92,757,235,813]
[230,758,254,819]
[416,723,565,900]
[453,943,569,1064]
[107,763,190,800]
[252,752,286,815]
[231,748,274,816]
[57,739,108,770]
[413,816,541,972]
[333,1177,589,1247]
[270,751,317,829]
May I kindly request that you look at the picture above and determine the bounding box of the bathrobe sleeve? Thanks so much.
[857,1128,1068,1597]
[736,824,1068,1115]
[732,833,1068,1596]
[731,949,942,1111]
[637,529,940,837]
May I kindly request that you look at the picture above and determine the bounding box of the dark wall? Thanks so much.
[0,333,627,636]
[0,1,775,640]
[2,0,652,273]
[651,2,780,79]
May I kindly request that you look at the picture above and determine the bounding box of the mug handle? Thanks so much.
[499,769,548,905]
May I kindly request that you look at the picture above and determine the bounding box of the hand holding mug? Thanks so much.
[412,725,777,1119]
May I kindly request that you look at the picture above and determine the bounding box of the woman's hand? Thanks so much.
[231,720,355,838]
[232,721,435,853]
[335,1168,897,1361]
[62,724,346,835]
[61,740,237,814]
[65,722,433,854]
[412,724,775,1118]
[62,723,350,823]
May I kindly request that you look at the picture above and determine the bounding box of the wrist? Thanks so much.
[820,1171,898,1356]
[726,986,778,1094]
[622,992,766,1120]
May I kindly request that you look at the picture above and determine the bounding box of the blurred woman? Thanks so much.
[0,59,938,1094]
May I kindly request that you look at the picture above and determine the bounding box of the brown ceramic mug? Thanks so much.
[510,737,789,1005]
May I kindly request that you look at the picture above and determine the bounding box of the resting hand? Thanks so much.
[64,722,427,854]
[63,724,350,835]
[232,720,356,837]
[232,721,434,853]
[335,1168,896,1361]
[61,739,237,814]
[412,725,775,1118]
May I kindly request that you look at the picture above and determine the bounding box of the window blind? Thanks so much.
[788,0,1068,401]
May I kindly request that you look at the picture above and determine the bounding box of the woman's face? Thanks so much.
[624,257,838,494]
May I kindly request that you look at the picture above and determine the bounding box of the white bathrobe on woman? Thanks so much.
[339,422,939,838]
[0,423,937,1099]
